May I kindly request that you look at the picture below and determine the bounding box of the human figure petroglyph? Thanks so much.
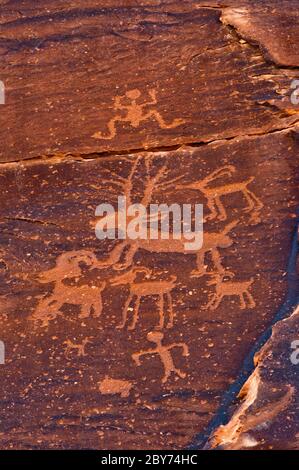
[178,165,263,223]
[111,267,176,330]
[31,251,107,328]
[132,331,189,384]
[205,272,256,310]
[64,338,91,358]
[92,89,184,140]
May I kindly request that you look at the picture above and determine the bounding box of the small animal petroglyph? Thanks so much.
[64,338,91,358]
[205,272,256,310]
[179,165,263,223]
[98,376,133,398]
[111,267,176,330]
[31,250,107,328]
[132,331,189,384]
[92,89,184,140]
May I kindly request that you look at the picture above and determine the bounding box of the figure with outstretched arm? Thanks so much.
[132,331,189,384]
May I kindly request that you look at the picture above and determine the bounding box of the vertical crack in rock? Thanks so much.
[209,369,294,449]
[190,221,299,449]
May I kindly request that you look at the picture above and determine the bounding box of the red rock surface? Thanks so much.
[0,0,298,450]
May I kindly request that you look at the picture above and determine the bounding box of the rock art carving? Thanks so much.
[132,331,189,384]
[178,165,263,223]
[205,272,256,310]
[95,155,179,252]
[92,89,184,140]
[111,267,176,330]
[95,157,236,275]
[31,250,107,328]
[64,338,91,358]
[191,221,238,277]
[98,376,133,398]
[28,155,261,393]
[108,221,236,276]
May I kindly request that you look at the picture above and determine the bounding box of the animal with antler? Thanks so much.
[31,250,107,328]
[205,271,256,310]
[95,157,235,275]
[178,165,263,223]
[111,266,176,330]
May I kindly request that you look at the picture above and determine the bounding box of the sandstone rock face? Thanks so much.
[208,306,299,450]
[0,0,298,449]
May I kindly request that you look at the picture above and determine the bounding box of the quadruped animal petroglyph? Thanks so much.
[31,251,107,328]
[95,157,231,275]
[92,89,185,140]
[178,165,263,224]
[205,272,256,310]
[111,267,176,330]
[64,338,91,358]
[132,331,189,384]
[100,220,236,277]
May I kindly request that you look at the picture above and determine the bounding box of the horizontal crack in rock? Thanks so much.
[0,125,298,168]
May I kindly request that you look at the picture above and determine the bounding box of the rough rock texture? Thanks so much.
[1,0,299,161]
[208,305,299,450]
[0,0,298,450]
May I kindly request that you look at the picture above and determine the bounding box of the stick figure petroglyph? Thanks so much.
[178,165,263,223]
[132,331,189,384]
[31,251,107,328]
[111,267,176,330]
[205,272,256,310]
[64,338,91,358]
[92,89,184,140]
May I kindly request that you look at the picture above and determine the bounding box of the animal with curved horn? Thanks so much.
[31,250,107,328]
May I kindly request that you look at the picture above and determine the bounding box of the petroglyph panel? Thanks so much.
[0,129,297,449]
